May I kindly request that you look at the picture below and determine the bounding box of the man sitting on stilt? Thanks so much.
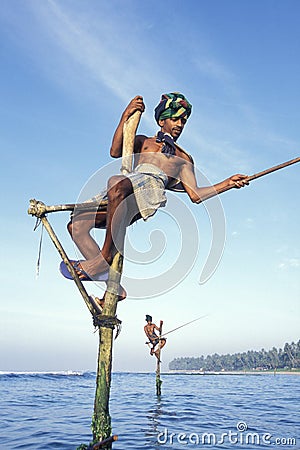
[65,93,249,290]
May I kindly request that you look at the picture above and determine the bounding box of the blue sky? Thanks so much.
[0,0,299,372]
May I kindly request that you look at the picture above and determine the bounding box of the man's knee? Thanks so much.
[107,176,132,199]
[67,219,86,238]
[67,220,73,236]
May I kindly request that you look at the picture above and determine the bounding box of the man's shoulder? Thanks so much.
[136,134,150,142]
[175,143,194,164]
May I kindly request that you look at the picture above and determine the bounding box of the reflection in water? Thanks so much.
[145,397,163,448]
[145,395,180,449]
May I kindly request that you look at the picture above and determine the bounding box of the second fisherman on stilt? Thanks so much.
[144,315,166,360]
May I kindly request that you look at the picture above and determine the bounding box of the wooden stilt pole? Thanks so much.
[92,252,123,444]
[92,109,141,445]
[156,320,163,396]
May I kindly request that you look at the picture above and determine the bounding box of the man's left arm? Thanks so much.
[180,159,249,204]
[153,324,161,332]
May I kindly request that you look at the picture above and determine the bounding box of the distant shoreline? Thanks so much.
[166,370,300,376]
[1,370,299,376]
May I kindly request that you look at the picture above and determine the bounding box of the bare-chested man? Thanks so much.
[144,315,166,360]
[66,93,248,282]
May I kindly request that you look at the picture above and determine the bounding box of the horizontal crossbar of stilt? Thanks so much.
[28,198,108,218]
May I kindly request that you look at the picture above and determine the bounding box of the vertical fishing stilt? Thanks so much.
[92,109,141,445]
[156,320,163,396]
[92,252,123,446]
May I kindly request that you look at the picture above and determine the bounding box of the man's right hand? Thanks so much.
[110,95,145,157]
[228,174,249,189]
[123,95,145,121]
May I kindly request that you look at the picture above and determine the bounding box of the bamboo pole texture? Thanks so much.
[92,252,123,443]
[28,198,108,216]
[121,110,141,174]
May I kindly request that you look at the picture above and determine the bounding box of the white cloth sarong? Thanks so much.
[87,163,168,220]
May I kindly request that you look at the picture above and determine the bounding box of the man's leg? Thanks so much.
[67,210,106,260]
[160,338,166,350]
[77,175,137,277]
[154,339,166,360]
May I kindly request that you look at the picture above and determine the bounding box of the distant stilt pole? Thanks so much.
[156,320,163,396]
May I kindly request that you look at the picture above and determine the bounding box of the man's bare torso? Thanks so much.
[134,135,190,187]
[144,323,159,341]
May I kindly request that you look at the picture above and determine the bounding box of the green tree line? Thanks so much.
[169,340,300,371]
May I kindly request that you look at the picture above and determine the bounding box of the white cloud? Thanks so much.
[26,0,176,113]
[278,258,300,270]
[193,56,236,84]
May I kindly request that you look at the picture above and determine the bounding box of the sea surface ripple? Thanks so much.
[0,371,299,449]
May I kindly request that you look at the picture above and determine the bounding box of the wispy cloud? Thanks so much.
[277,258,300,270]
[27,0,177,122]
[30,1,146,99]
[193,56,236,85]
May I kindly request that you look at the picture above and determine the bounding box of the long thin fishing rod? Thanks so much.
[160,314,209,339]
[217,156,300,196]
[246,156,300,182]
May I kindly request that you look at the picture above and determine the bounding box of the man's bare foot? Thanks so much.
[89,295,104,315]
[79,257,111,278]
[66,260,109,281]
[91,286,127,312]
[94,296,105,309]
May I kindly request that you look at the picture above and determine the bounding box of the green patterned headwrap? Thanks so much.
[154,92,192,124]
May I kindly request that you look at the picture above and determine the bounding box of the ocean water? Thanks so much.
[0,371,299,449]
